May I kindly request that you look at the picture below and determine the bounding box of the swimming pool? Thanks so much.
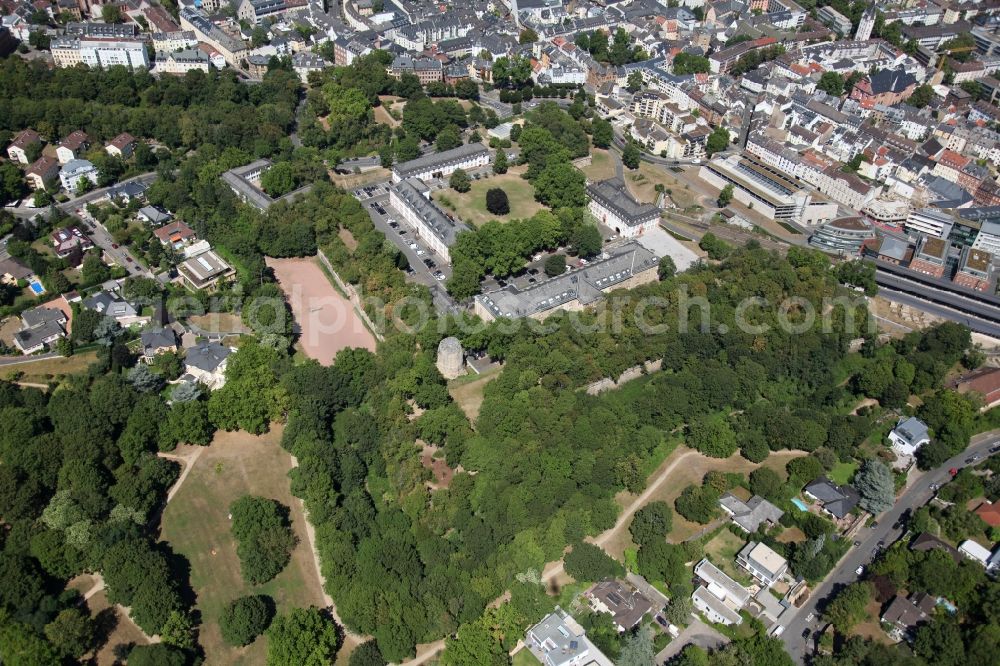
[28,281,44,295]
[791,498,809,511]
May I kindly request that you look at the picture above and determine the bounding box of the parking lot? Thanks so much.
[353,182,458,313]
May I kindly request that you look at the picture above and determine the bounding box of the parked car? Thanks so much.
[990,444,1000,453]
[655,615,667,628]
[434,271,445,281]
[855,565,864,575]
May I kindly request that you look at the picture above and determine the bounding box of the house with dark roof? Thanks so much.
[184,341,233,389]
[141,327,178,362]
[82,291,145,325]
[803,477,860,520]
[584,581,653,633]
[13,306,66,354]
[909,532,962,562]
[718,494,784,533]
[881,592,935,642]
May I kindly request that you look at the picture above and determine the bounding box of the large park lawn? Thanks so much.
[160,426,326,665]
[433,165,544,226]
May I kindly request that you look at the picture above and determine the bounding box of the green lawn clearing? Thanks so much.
[513,648,543,666]
[829,461,858,486]
[432,166,544,227]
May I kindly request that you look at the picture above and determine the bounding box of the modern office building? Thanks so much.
[807,217,877,256]
[700,153,837,225]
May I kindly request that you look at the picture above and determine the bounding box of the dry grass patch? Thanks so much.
[626,162,697,208]
[703,530,753,584]
[87,589,150,665]
[582,149,617,181]
[374,105,400,127]
[448,367,502,423]
[188,313,251,335]
[4,351,98,383]
[160,425,326,665]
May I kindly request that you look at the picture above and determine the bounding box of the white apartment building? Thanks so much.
[905,207,954,238]
[51,37,150,70]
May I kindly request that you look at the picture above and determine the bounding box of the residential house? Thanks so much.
[59,159,99,194]
[803,477,860,520]
[106,132,137,159]
[954,367,1000,408]
[50,226,93,265]
[13,306,67,354]
[583,581,653,633]
[7,129,40,164]
[82,290,146,326]
[107,180,148,204]
[140,327,178,362]
[909,532,963,562]
[719,494,784,533]
[137,205,173,226]
[26,156,60,190]
[56,130,90,164]
[888,416,930,458]
[976,501,1000,528]
[0,256,34,285]
[525,607,614,666]
[691,558,750,626]
[153,220,198,251]
[881,592,935,642]
[183,341,233,389]
[736,541,788,588]
[177,249,235,291]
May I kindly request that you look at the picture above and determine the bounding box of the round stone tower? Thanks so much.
[436,336,464,379]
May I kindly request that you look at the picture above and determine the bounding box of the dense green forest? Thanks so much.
[278,242,886,661]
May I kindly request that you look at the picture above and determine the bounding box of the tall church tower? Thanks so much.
[855,6,876,42]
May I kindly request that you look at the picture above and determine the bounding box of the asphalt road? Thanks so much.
[353,181,460,314]
[73,206,152,279]
[7,172,159,220]
[780,431,1000,662]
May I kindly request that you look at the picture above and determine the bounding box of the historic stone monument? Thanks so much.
[436,336,464,379]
